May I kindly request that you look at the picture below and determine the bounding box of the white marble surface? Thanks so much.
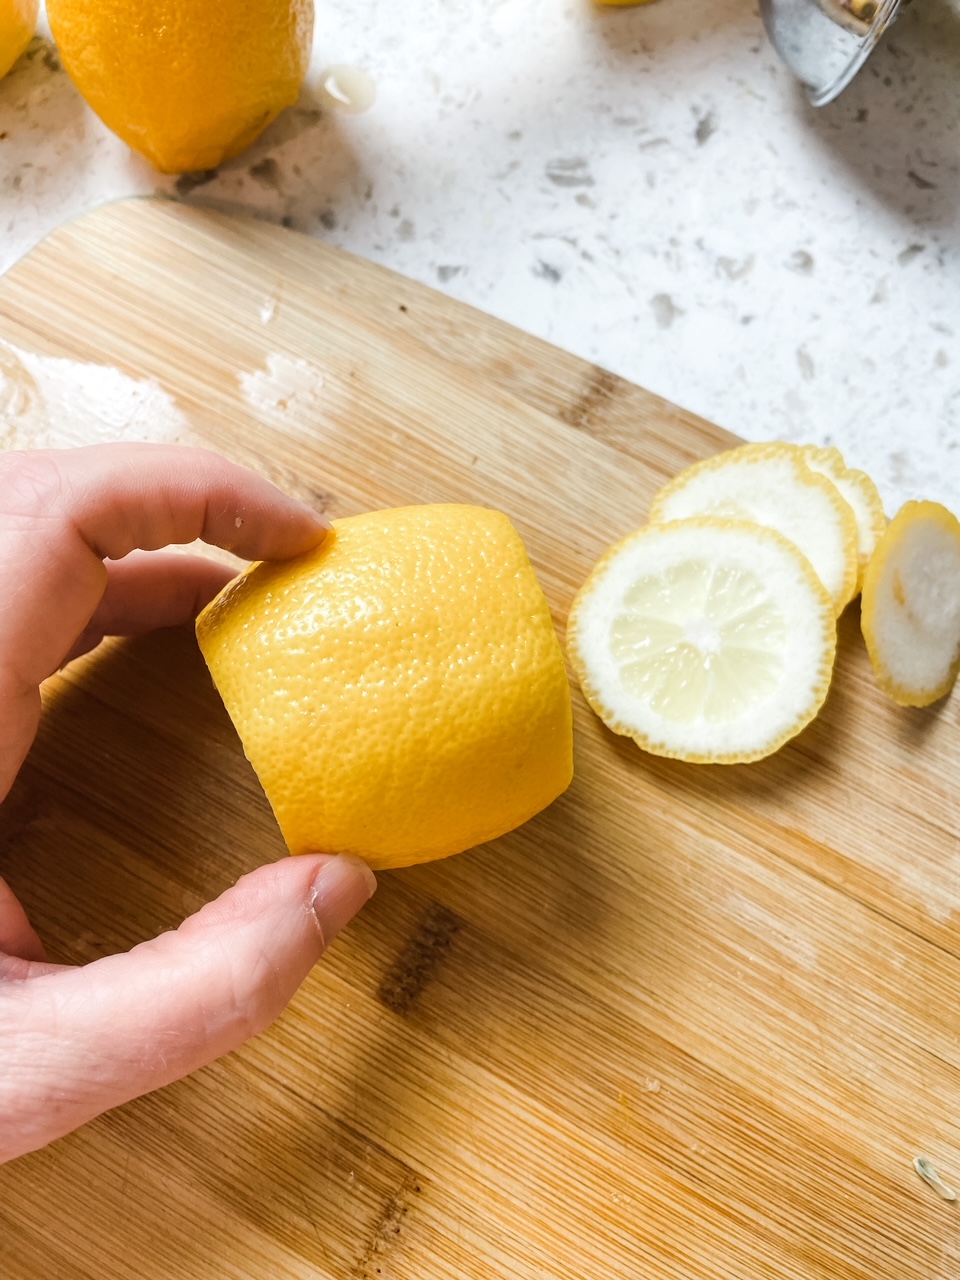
[1,0,958,513]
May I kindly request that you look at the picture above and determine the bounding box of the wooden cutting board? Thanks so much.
[1,199,959,1280]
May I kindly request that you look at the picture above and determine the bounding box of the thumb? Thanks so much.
[1,854,375,1162]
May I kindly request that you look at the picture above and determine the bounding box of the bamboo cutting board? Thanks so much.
[1,199,959,1280]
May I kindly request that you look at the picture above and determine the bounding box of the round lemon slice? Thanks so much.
[800,445,887,591]
[649,443,859,614]
[861,500,960,708]
[568,518,837,763]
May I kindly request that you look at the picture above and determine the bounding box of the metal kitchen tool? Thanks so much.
[761,0,904,105]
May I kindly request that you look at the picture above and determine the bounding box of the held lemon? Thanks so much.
[197,504,574,870]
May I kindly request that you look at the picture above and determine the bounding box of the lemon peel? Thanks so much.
[800,445,886,592]
[0,0,37,81]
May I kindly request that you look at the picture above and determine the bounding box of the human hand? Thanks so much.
[0,444,376,1165]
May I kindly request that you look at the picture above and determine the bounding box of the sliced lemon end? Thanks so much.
[568,518,837,764]
[649,442,859,615]
[861,500,960,708]
[799,445,887,591]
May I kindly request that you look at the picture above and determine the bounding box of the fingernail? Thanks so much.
[311,856,377,946]
[299,502,332,532]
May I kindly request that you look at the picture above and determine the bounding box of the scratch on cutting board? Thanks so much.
[725,892,818,971]
[352,1171,421,1279]
[0,340,190,449]
[238,351,326,419]
[377,903,462,1016]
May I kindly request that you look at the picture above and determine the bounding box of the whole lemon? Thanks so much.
[47,0,313,173]
[197,505,574,871]
[0,0,37,81]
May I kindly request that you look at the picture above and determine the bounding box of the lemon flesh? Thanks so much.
[650,443,859,614]
[861,500,960,707]
[569,518,836,763]
[197,504,573,870]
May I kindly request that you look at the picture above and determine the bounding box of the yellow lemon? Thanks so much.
[47,0,313,173]
[197,505,574,870]
[0,0,37,81]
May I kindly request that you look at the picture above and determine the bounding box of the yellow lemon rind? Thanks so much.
[47,0,313,174]
[198,504,574,870]
[799,444,887,591]
[0,0,37,80]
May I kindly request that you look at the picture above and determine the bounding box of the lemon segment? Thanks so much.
[568,518,836,764]
[861,500,960,708]
[800,445,887,591]
[649,443,859,614]
[197,504,573,870]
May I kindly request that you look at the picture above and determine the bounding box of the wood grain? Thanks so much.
[0,199,958,1280]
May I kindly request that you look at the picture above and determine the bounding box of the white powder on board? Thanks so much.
[238,352,325,419]
[0,340,190,450]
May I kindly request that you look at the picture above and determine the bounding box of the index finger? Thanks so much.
[0,443,329,561]
[0,443,329,690]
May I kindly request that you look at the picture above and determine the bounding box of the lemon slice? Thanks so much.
[568,518,837,763]
[649,443,859,614]
[861,501,960,708]
[800,445,887,591]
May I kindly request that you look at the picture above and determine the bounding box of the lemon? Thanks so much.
[568,518,836,764]
[47,0,313,173]
[0,0,36,80]
[649,442,859,614]
[197,505,573,871]
[800,445,887,591]
[861,500,960,708]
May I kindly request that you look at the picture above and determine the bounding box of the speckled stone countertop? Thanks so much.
[1,0,958,513]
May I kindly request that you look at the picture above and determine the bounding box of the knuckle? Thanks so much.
[0,451,65,520]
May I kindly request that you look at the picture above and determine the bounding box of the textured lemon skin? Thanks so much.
[47,0,313,173]
[861,500,960,708]
[0,0,37,80]
[197,505,573,870]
